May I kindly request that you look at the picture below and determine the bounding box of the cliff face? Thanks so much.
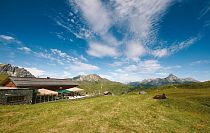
[0,64,35,77]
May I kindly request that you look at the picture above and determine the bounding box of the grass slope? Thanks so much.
[0,86,210,132]
[78,81,130,95]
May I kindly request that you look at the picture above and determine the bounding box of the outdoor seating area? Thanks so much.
[57,87,88,100]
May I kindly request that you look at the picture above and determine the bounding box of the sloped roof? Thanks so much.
[0,87,30,90]
[38,89,58,96]
[9,77,78,87]
[66,87,84,92]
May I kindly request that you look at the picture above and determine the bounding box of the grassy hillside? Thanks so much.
[0,73,9,86]
[0,86,210,132]
[78,81,130,95]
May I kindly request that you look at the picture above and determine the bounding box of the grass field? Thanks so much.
[0,87,210,132]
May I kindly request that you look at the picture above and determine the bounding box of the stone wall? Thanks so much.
[0,89,34,104]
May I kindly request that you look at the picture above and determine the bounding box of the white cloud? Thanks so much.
[79,55,88,62]
[68,62,99,72]
[116,60,161,74]
[51,49,68,58]
[87,42,119,57]
[151,48,168,57]
[24,67,46,77]
[0,35,21,45]
[112,0,172,42]
[125,41,146,60]
[18,47,31,53]
[75,0,111,35]
[109,60,129,67]
[34,48,100,73]
[35,51,64,65]
[0,35,14,41]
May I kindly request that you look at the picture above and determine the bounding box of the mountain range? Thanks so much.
[128,74,199,88]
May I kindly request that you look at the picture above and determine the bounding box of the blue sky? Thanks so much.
[0,0,210,82]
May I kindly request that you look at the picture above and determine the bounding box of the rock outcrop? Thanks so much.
[0,64,34,77]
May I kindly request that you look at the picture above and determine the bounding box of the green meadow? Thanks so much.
[0,85,210,133]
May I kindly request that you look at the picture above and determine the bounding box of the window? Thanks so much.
[7,96,26,103]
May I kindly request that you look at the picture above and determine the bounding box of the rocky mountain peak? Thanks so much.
[72,74,108,82]
[166,74,178,81]
[0,64,34,78]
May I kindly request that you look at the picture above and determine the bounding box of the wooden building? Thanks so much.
[0,77,78,104]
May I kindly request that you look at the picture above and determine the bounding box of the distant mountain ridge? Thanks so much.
[129,74,199,88]
[0,64,34,78]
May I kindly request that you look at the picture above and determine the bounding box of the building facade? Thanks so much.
[0,87,34,104]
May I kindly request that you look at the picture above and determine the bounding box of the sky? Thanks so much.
[0,0,210,83]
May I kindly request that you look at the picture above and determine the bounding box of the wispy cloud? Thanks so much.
[18,47,32,53]
[116,60,161,74]
[150,37,198,58]
[67,62,99,72]
[125,41,146,61]
[24,67,46,77]
[75,0,111,35]
[87,42,120,58]
[34,48,99,72]
[168,37,198,53]
[151,48,168,58]
[0,35,14,41]
[0,34,21,44]
[111,0,172,42]
[191,60,210,66]
[198,1,210,20]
